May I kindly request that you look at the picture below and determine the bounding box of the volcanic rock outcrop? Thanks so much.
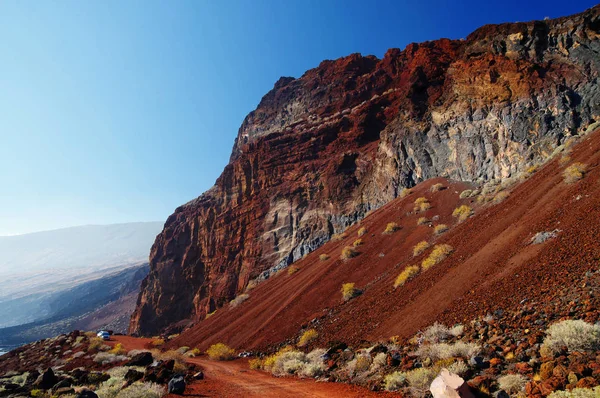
[130,6,600,335]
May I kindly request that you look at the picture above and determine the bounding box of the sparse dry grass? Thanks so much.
[421,244,453,271]
[541,319,600,354]
[433,224,448,235]
[357,227,367,237]
[459,189,472,199]
[493,191,510,203]
[394,265,420,288]
[341,246,358,260]
[413,241,430,257]
[497,374,528,395]
[452,205,472,222]
[430,183,444,192]
[150,338,165,347]
[559,155,571,166]
[298,329,318,347]
[206,343,236,360]
[563,162,587,183]
[331,232,347,241]
[287,266,299,275]
[383,222,400,234]
[341,283,360,302]
[417,217,429,225]
[109,343,126,355]
[353,238,363,247]
[413,197,431,213]
[319,253,330,261]
[400,188,412,198]
[88,337,104,351]
[229,293,250,308]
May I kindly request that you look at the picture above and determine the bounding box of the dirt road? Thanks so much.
[111,336,399,397]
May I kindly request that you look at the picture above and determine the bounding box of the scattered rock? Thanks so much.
[168,375,186,395]
[125,351,153,366]
[430,369,475,398]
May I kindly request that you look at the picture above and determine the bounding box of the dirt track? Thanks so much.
[112,336,399,397]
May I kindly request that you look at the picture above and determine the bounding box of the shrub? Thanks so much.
[205,310,216,319]
[88,337,105,351]
[413,197,431,212]
[109,343,126,355]
[459,190,472,199]
[332,232,346,241]
[497,374,527,395]
[417,217,429,225]
[246,279,259,291]
[405,367,438,392]
[230,293,250,308]
[413,241,430,257]
[448,360,468,376]
[206,343,235,360]
[341,246,358,260]
[430,183,444,192]
[394,266,420,288]
[384,371,406,391]
[298,329,318,347]
[416,341,480,361]
[559,155,571,166]
[526,164,539,174]
[268,350,306,376]
[357,227,367,237]
[117,381,165,398]
[452,205,472,222]
[541,319,600,354]
[249,358,263,369]
[341,283,360,302]
[548,386,600,397]
[433,224,448,235]
[400,188,412,198]
[30,390,44,398]
[493,191,510,203]
[353,238,363,247]
[93,352,129,365]
[564,162,587,183]
[383,222,400,234]
[319,253,330,261]
[150,338,165,347]
[287,266,299,275]
[422,322,463,343]
[346,353,372,376]
[421,244,453,271]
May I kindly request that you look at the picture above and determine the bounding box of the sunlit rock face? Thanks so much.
[130,6,600,335]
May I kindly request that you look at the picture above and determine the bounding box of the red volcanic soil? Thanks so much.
[110,336,399,398]
[169,129,600,353]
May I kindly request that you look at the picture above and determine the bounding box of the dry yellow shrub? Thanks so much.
[394,265,420,288]
[341,283,360,301]
[452,205,472,222]
[564,162,587,183]
[357,227,367,237]
[421,244,454,271]
[353,238,363,247]
[206,343,235,360]
[298,329,318,347]
[319,253,330,261]
[417,217,429,225]
[434,224,448,235]
[341,246,358,260]
[383,222,400,234]
[413,241,431,257]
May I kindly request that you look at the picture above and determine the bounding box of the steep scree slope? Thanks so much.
[170,127,600,352]
[131,6,600,335]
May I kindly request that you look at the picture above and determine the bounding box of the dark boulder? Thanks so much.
[168,375,186,395]
[125,351,153,367]
[34,368,58,389]
[76,390,99,398]
[124,369,144,384]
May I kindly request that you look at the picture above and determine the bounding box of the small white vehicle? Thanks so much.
[97,331,110,341]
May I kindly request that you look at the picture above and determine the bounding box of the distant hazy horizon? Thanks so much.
[0,220,163,238]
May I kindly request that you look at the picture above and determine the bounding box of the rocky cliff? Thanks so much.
[130,6,600,335]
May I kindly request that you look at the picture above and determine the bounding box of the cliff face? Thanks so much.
[130,6,600,335]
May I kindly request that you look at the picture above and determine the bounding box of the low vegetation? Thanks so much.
[417,216,428,225]
[256,347,327,378]
[353,238,363,247]
[430,183,444,192]
[229,293,250,308]
[287,266,299,275]
[150,338,165,347]
[412,241,430,257]
[206,343,236,360]
[422,322,464,343]
[298,329,319,347]
[331,232,347,241]
[563,162,587,183]
[459,189,472,199]
[400,187,412,198]
[421,244,453,271]
[394,265,420,288]
[413,197,431,212]
[493,191,510,203]
[341,283,361,302]
[497,374,528,395]
[357,227,367,237]
[319,253,330,261]
[548,386,600,397]
[383,222,400,234]
[433,224,448,235]
[452,205,472,222]
[340,246,358,260]
[541,319,600,354]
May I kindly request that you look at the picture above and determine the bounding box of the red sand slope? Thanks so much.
[170,129,600,352]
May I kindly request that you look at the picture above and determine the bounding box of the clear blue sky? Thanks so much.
[0,0,595,235]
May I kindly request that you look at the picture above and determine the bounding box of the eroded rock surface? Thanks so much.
[130,6,600,335]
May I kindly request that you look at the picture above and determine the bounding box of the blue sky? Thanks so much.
[0,0,595,235]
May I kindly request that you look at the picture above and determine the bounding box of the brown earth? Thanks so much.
[110,336,400,398]
[168,127,600,353]
[130,5,600,336]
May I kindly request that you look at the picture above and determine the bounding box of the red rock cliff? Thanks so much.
[130,6,600,335]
